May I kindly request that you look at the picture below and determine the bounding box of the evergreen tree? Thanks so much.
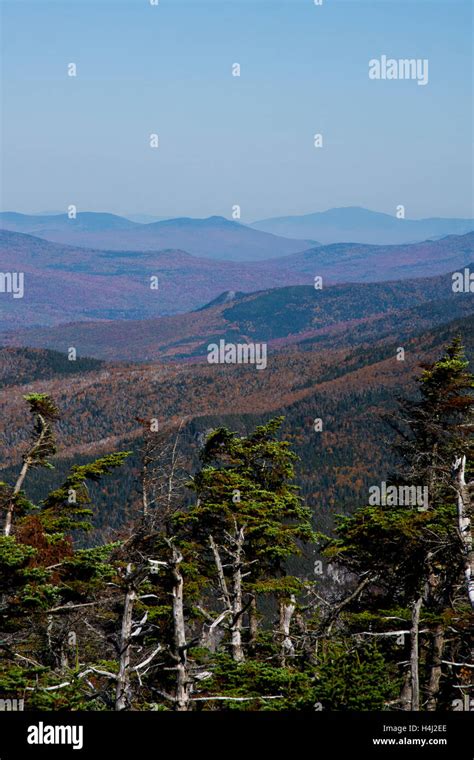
[388,335,473,503]
[3,394,59,537]
[183,418,315,662]
[320,338,473,710]
[0,394,130,708]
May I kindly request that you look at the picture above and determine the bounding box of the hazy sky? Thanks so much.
[1,0,472,220]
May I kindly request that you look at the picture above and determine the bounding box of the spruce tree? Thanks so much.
[183,417,315,662]
[320,338,473,710]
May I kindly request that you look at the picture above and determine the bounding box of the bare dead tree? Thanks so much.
[425,623,445,711]
[115,563,138,711]
[208,522,250,663]
[279,594,296,665]
[409,596,423,711]
[454,455,474,609]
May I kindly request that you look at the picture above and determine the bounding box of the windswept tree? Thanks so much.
[0,394,130,708]
[183,418,315,664]
[3,394,59,537]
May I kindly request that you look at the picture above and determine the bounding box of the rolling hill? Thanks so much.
[1,229,473,331]
[5,208,473,251]
[0,229,311,328]
[252,206,474,245]
[272,232,474,282]
[0,211,141,233]
[3,266,473,362]
[0,213,316,261]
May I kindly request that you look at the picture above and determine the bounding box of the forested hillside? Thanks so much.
[1,316,472,540]
[4,265,473,361]
[0,337,472,711]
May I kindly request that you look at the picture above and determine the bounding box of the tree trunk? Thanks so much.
[454,455,474,608]
[209,534,231,610]
[4,458,30,536]
[230,526,245,663]
[142,459,149,518]
[209,528,246,662]
[409,596,423,711]
[230,568,244,662]
[5,414,49,536]
[115,569,136,711]
[279,594,296,665]
[427,442,438,507]
[248,595,258,654]
[170,547,190,711]
[426,624,444,711]
[200,609,229,652]
[400,669,412,711]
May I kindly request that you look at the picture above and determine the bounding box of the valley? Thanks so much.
[3,264,473,362]
[1,311,472,543]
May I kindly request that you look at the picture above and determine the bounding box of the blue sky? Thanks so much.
[1,0,472,220]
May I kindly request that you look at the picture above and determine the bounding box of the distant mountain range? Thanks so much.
[1,229,473,330]
[251,206,474,245]
[4,265,473,362]
[0,213,316,262]
[1,211,140,233]
[272,232,474,282]
[2,207,473,257]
